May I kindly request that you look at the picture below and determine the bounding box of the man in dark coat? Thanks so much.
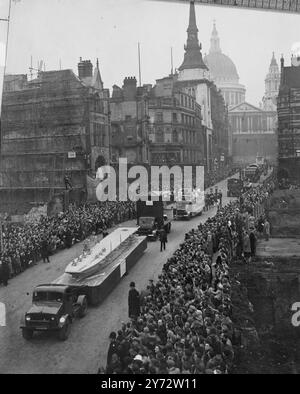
[159,228,167,252]
[1,262,10,286]
[64,229,73,248]
[128,281,140,319]
[106,331,118,367]
[41,238,50,263]
[249,230,256,257]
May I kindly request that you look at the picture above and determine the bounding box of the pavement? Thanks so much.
[0,175,237,374]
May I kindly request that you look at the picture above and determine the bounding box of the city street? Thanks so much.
[0,176,235,374]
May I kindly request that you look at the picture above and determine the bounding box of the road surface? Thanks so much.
[0,175,236,374]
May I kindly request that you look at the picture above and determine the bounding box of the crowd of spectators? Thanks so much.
[0,201,135,285]
[103,180,274,374]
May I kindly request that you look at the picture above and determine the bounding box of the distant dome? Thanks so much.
[204,22,246,108]
[204,21,240,84]
[204,52,239,84]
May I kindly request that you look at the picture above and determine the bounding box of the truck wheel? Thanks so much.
[58,320,71,341]
[22,328,33,340]
[79,298,88,318]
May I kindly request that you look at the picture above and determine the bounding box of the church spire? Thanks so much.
[92,58,103,90]
[187,0,198,34]
[178,1,208,71]
[209,20,221,54]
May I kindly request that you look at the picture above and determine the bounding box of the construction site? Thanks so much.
[0,59,110,216]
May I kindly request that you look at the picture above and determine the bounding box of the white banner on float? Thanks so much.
[120,260,126,278]
[0,302,6,327]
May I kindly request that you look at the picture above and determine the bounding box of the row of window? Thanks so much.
[150,128,199,145]
[156,112,197,126]
[151,150,201,164]
[179,93,195,110]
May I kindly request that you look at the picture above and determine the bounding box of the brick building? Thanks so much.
[0,59,110,214]
[110,77,150,164]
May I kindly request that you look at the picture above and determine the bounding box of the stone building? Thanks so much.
[227,54,279,165]
[277,54,300,181]
[110,77,150,164]
[0,59,110,214]
[147,74,205,166]
[204,21,278,165]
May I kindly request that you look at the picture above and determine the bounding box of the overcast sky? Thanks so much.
[0,0,299,105]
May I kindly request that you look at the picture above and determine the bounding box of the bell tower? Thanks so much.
[262,52,280,111]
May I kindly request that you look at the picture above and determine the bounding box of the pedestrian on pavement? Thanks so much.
[41,238,50,263]
[242,230,252,263]
[128,281,141,319]
[1,261,10,286]
[159,228,167,252]
[263,218,270,241]
[218,190,223,208]
[249,229,257,257]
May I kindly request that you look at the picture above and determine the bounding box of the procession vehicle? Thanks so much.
[255,155,268,175]
[20,284,88,341]
[136,193,173,240]
[21,227,147,340]
[227,178,244,197]
[175,188,204,220]
[244,164,260,183]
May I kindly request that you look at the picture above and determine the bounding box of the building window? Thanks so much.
[172,113,178,123]
[156,112,163,122]
[156,127,164,143]
[173,129,178,143]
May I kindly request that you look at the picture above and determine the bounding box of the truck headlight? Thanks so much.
[59,317,66,324]
[25,316,31,321]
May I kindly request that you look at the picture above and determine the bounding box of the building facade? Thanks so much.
[204,22,278,165]
[110,77,150,165]
[148,74,205,166]
[0,59,110,214]
[277,54,300,181]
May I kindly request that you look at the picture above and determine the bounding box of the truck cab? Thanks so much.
[227,178,243,197]
[20,284,87,341]
[136,196,172,240]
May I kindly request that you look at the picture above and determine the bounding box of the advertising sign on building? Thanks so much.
[68,151,76,159]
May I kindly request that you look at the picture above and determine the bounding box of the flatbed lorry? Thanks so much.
[20,229,147,340]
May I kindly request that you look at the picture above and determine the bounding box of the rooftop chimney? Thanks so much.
[78,58,93,80]
[122,77,137,101]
